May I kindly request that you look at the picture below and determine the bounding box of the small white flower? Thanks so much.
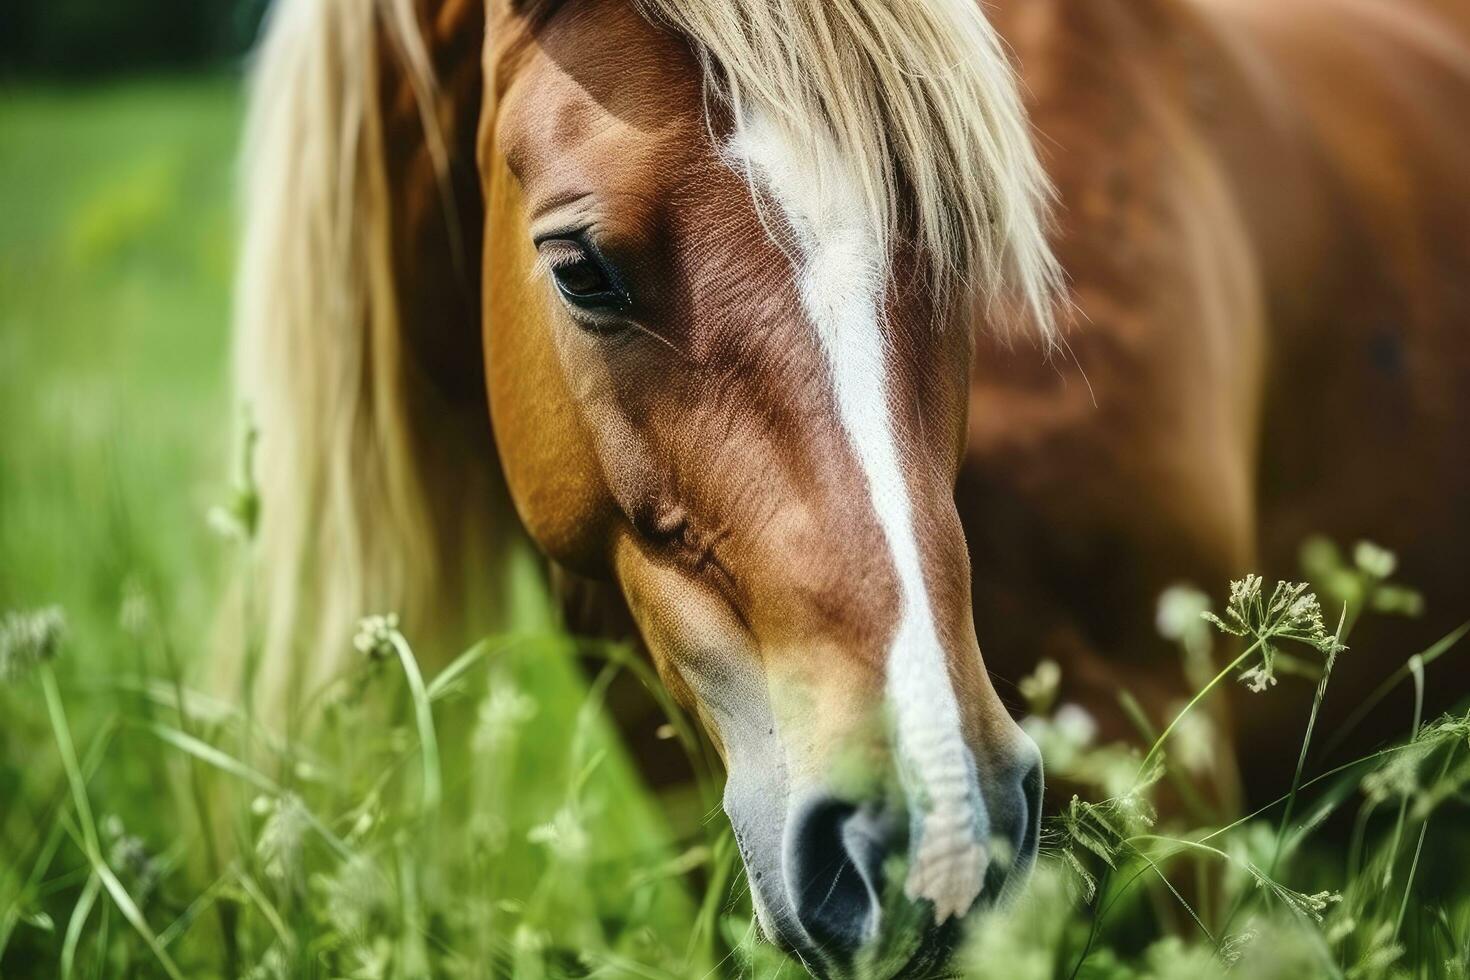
[1018,659,1061,716]
[1156,585,1211,644]
[1053,703,1098,747]
[1354,540,1397,580]
[0,606,66,682]
[1239,663,1277,694]
[353,613,401,660]
[1229,573,1263,609]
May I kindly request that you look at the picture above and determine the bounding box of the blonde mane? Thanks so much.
[634,0,1065,338]
[233,0,507,715]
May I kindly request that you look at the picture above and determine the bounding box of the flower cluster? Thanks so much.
[1202,575,1344,693]
[0,606,66,682]
[353,613,401,661]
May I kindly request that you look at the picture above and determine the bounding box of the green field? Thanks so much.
[2,79,1469,980]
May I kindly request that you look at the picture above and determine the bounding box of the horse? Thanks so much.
[232,0,1470,974]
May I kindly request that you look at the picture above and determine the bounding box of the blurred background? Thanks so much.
[0,0,267,629]
[0,1,268,79]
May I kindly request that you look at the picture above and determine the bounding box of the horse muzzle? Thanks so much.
[732,737,1044,979]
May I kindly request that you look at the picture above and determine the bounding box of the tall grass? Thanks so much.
[4,80,1470,980]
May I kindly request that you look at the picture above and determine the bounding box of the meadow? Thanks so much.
[2,78,1468,979]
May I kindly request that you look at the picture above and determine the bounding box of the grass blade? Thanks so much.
[60,872,100,980]
[1322,621,1469,759]
[389,632,441,814]
[42,665,186,980]
[142,721,352,860]
[143,720,278,795]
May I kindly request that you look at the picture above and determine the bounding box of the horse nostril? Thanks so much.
[990,744,1045,901]
[784,795,904,956]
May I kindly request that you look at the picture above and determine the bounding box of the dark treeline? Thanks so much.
[0,0,269,79]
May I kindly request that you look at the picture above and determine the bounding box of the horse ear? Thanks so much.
[229,0,521,719]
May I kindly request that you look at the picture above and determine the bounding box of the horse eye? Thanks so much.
[555,258,609,297]
[538,238,627,314]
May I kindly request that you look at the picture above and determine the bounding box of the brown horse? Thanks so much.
[234,0,1470,973]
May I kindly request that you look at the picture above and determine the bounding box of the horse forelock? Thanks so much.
[630,0,1067,342]
[486,0,1067,340]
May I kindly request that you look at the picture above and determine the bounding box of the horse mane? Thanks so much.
[632,0,1066,339]
[232,0,509,716]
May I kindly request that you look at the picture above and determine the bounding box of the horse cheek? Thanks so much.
[483,165,616,575]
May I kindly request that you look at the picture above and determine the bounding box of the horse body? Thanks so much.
[967,0,1470,785]
[236,0,1470,972]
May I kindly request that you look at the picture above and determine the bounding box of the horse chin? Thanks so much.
[753,903,966,980]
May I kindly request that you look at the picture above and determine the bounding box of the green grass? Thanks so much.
[3,78,1470,980]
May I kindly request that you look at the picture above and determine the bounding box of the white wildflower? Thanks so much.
[1239,663,1277,694]
[1156,585,1212,649]
[1230,573,1263,609]
[1053,703,1097,747]
[1354,540,1397,580]
[0,606,66,682]
[1018,659,1061,716]
[353,613,400,661]
[1201,575,1344,694]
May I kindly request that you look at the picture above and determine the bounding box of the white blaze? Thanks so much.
[729,114,985,922]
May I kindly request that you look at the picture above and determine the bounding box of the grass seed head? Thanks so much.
[0,606,66,681]
[255,793,311,883]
